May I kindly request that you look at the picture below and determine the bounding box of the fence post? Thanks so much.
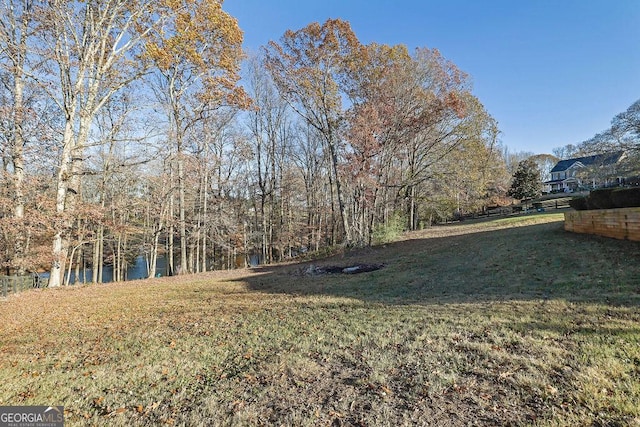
[1,275,48,296]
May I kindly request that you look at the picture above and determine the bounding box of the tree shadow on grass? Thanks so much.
[237,221,640,307]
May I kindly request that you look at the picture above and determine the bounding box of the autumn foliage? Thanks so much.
[1,8,509,282]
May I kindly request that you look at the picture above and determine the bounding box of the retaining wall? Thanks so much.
[564,207,640,241]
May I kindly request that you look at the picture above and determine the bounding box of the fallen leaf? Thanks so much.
[380,385,392,395]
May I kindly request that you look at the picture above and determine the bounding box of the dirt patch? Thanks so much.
[300,263,385,276]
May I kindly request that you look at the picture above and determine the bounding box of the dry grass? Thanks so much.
[1,212,640,426]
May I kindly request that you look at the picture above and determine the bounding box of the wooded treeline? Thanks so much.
[0,1,524,285]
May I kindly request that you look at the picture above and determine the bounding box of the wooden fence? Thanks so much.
[1,275,49,298]
[564,207,640,241]
[469,197,573,220]
[532,197,573,211]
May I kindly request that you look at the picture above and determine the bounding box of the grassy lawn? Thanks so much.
[1,212,639,426]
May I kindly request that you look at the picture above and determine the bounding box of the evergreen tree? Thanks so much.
[508,159,542,200]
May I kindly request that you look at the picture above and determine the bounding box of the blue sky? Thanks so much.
[225,0,640,155]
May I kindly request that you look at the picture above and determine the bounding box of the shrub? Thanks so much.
[569,197,589,210]
[611,187,640,208]
[587,188,615,209]
[572,187,640,210]
[372,214,404,245]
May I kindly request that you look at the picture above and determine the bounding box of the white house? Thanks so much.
[545,151,626,192]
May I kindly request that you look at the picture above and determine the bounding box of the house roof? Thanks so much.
[550,151,625,173]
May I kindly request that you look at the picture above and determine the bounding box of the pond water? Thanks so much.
[38,256,167,284]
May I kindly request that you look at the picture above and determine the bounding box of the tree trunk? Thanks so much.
[74,246,82,285]
[168,165,175,276]
[98,227,104,283]
[12,72,26,275]
[149,229,160,279]
[92,229,100,283]
[201,169,208,272]
[49,122,77,287]
[178,154,188,274]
